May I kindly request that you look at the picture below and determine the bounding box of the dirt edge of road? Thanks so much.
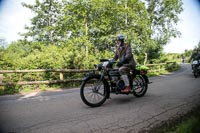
[139,105,200,133]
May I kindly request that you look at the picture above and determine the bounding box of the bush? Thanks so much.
[165,62,180,72]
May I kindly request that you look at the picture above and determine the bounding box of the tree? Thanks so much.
[21,0,63,44]
[143,0,183,63]
[145,0,183,43]
[19,0,183,66]
[197,40,200,49]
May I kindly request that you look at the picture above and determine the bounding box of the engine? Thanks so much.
[109,70,125,90]
[109,70,120,83]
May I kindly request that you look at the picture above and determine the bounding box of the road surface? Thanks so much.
[0,63,200,133]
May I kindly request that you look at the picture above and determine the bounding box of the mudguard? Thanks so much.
[82,73,100,81]
[142,75,150,84]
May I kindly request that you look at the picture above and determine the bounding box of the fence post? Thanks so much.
[0,74,3,83]
[60,73,63,80]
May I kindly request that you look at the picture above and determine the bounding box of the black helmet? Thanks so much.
[116,34,125,42]
[193,48,198,54]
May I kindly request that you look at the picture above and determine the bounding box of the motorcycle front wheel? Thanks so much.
[194,72,198,78]
[80,75,109,107]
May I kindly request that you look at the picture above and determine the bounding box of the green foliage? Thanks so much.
[167,109,200,133]
[150,53,184,64]
[171,116,200,133]
[0,39,113,70]
[19,0,183,62]
[1,85,20,95]
[136,65,149,70]
[165,62,180,72]
[21,0,63,44]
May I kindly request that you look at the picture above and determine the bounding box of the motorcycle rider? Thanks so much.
[188,48,200,63]
[112,34,136,93]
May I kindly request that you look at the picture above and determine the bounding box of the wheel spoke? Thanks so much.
[95,91,105,97]
[132,76,145,94]
[81,78,107,106]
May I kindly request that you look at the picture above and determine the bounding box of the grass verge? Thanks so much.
[141,105,200,133]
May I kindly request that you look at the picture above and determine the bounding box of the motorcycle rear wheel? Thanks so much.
[132,75,148,97]
[80,75,109,107]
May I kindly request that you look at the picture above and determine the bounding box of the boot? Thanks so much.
[121,75,130,93]
[121,86,131,93]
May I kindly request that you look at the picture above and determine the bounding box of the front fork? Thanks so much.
[99,71,111,99]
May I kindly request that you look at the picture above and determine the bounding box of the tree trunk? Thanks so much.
[144,53,148,65]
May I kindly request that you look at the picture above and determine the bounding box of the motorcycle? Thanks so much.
[192,60,200,78]
[80,59,150,107]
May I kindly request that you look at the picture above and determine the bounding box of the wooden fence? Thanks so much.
[0,62,176,86]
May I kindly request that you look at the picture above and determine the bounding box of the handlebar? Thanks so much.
[100,59,117,63]
[100,59,109,62]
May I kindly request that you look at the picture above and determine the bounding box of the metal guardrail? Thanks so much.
[0,62,176,86]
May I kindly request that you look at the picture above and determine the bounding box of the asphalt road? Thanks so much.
[0,63,200,133]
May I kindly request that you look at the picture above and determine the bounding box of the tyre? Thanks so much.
[80,75,109,107]
[194,72,198,78]
[132,75,148,97]
[193,69,198,78]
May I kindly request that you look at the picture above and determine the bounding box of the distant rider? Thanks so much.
[188,48,200,63]
[112,34,136,93]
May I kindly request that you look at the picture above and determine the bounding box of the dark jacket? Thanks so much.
[113,44,136,69]
[189,52,200,62]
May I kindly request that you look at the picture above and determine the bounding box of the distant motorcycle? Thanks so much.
[80,59,150,107]
[192,60,200,78]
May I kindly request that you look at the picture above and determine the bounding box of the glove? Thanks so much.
[117,61,123,67]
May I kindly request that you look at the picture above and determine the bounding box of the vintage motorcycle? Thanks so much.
[192,60,200,78]
[80,59,150,107]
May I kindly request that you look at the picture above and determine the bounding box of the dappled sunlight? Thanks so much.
[17,91,50,101]
[20,92,40,98]
[17,92,41,101]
